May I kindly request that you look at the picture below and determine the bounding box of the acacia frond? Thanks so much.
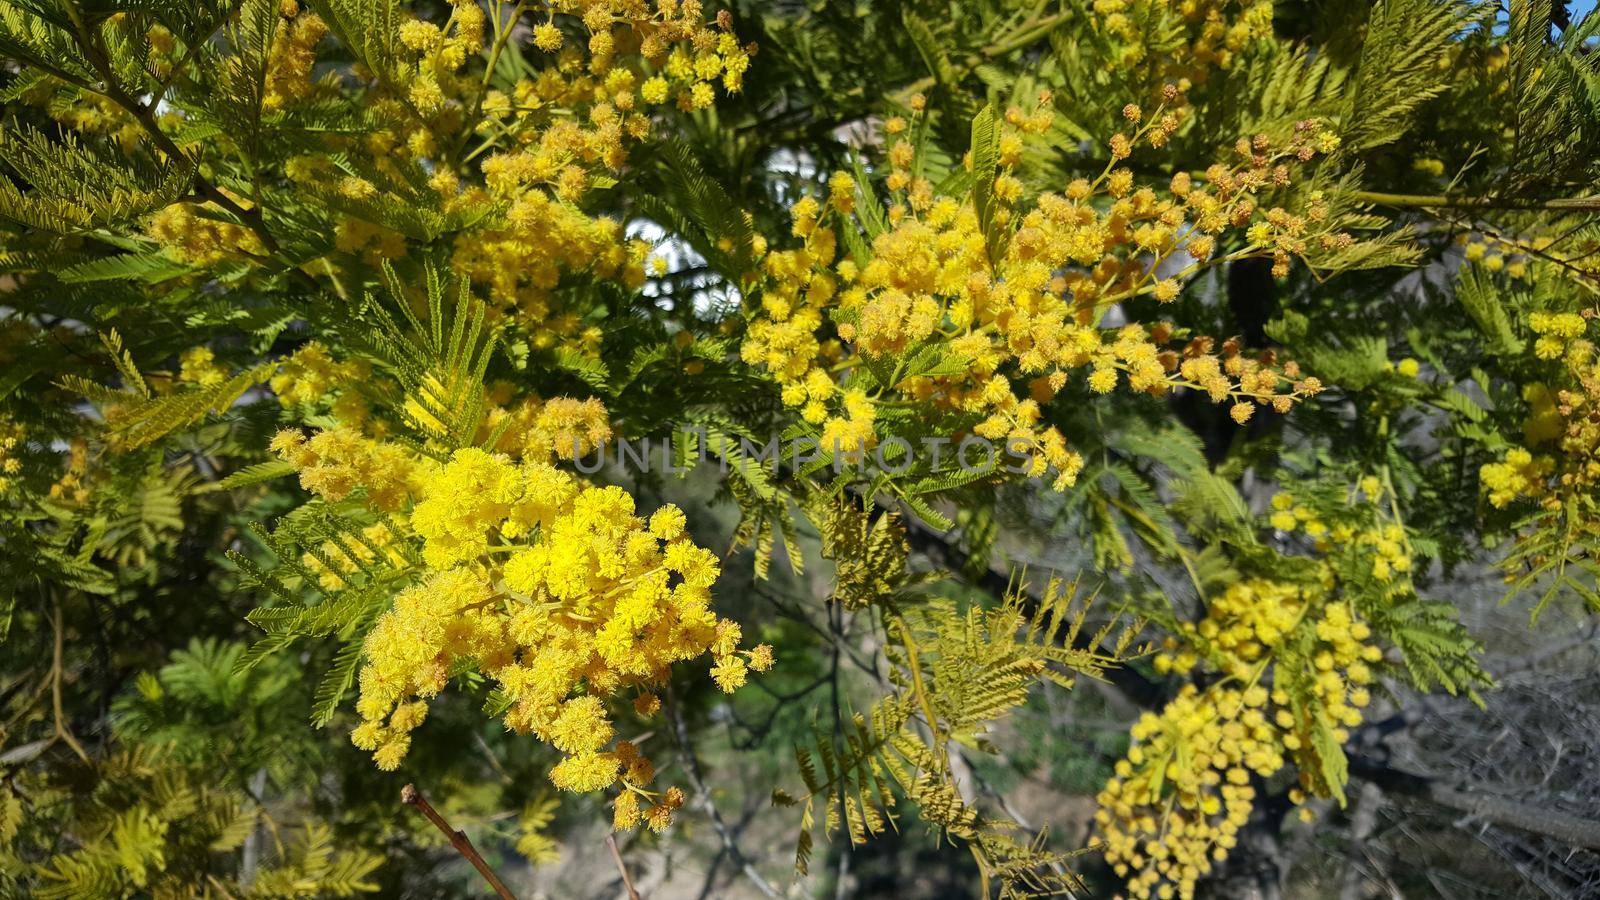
[1341,0,1482,152]
[0,124,193,232]
[780,575,1127,895]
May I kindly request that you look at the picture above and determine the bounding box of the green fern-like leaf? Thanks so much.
[1340,0,1482,152]
[0,124,193,232]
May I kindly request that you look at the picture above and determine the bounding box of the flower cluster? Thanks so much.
[264,2,328,111]
[483,395,614,463]
[259,313,762,826]
[176,347,227,388]
[146,203,265,266]
[15,18,153,147]
[1461,233,1532,279]
[432,1,748,344]
[1096,682,1276,899]
[1482,447,1554,509]
[48,439,91,506]
[1479,304,1599,515]
[270,427,428,511]
[1100,579,1380,899]
[1091,0,1275,83]
[269,343,371,409]
[0,421,22,495]
[1530,310,1588,360]
[270,439,769,826]
[1269,485,1413,581]
[741,96,1335,489]
[146,0,751,354]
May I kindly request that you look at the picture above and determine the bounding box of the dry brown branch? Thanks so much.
[401,783,516,899]
[606,834,642,900]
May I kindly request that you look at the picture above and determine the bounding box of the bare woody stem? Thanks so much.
[400,784,516,900]
[605,834,642,900]
[1346,755,1600,851]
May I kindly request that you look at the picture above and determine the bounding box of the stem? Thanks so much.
[51,601,91,765]
[125,99,283,253]
[1445,213,1600,291]
[894,616,945,751]
[665,688,779,898]
[986,10,1071,57]
[451,1,527,167]
[605,834,642,900]
[205,874,242,900]
[401,784,516,900]
[1353,190,1600,212]
[1347,755,1600,850]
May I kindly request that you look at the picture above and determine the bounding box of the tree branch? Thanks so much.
[50,600,90,765]
[401,784,516,899]
[56,0,327,293]
[1348,755,1600,851]
[605,834,641,900]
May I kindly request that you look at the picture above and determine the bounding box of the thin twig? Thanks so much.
[606,834,642,900]
[401,783,516,899]
[828,599,852,900]
[50,600,90,765]
[665,689,780,898]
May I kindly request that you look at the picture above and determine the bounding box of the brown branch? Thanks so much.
[400,784,516,899]
[605,834,642,900]
[1348,755,1600,851]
